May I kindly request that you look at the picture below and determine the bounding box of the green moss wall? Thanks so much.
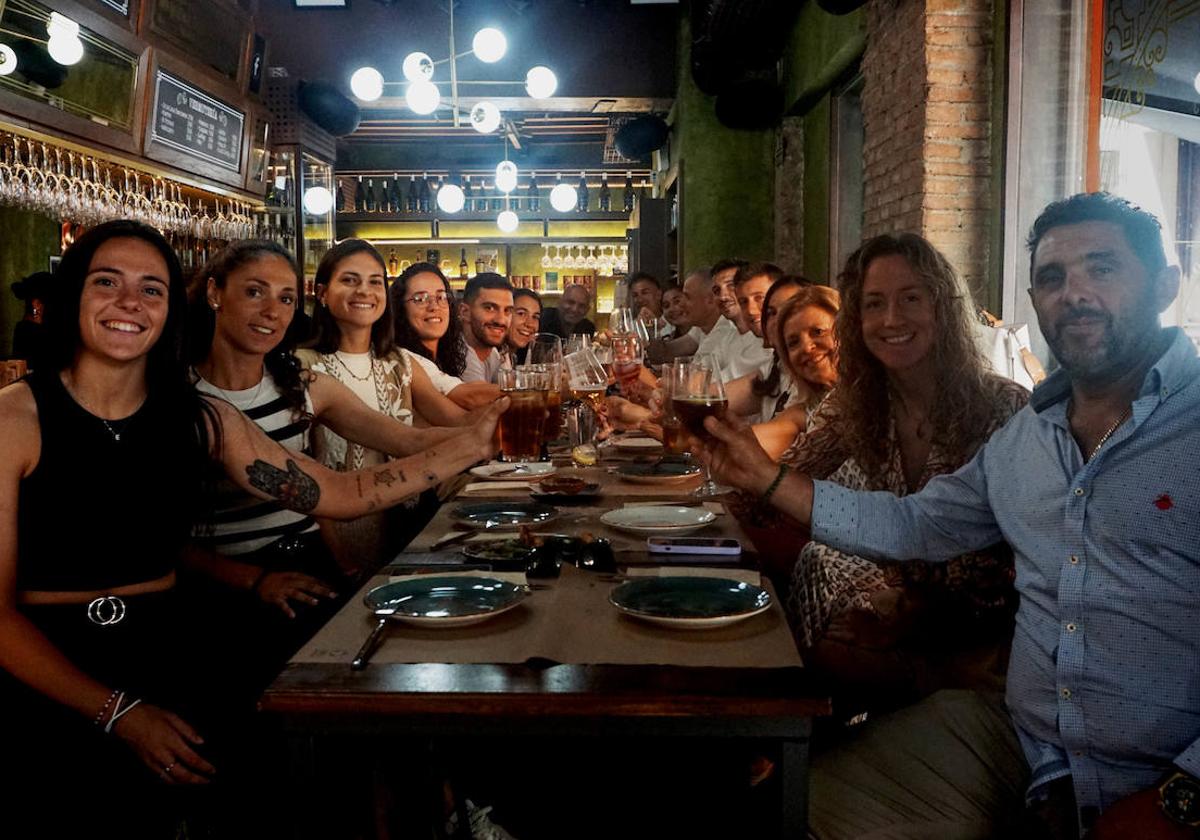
[0,207,60,358]
[674,16,776,273]
[781,4,866,283]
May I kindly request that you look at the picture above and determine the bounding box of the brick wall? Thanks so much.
[861,0,995,300]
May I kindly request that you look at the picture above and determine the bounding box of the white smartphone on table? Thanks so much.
[646,537,742,556]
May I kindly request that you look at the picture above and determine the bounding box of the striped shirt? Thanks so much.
[195,371,320,555]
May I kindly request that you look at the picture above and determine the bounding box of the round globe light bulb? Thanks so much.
[495,161,518,194]
[1194,70,1200,97]
[436,183,465,213]
[350,66,384,102]
[549,182,577,212]
[0,44,17,77]
[402,51,434,82]
[469,101,501,134]
[47,34,84,66]
[525,66,557,99]
[496,209,519,233]
[472,28,507,63]
[405,80,440,115]
[302,186,334,216]
[47,12,80,39]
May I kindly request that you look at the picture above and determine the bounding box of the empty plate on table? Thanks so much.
[599,506,716,536]
[615,462,703,485]
[609,576,771,630]
[451,501,558,530]
[614,437,664,452]
[469,462,556,481]
[364,577,528,628]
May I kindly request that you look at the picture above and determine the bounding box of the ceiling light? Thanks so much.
[405,80,440,114]
[302,186,334,216]
[470,101,501,134]
[47,12,80,39]
[497,209,519,232]
[549,182,577,212]
[472,28,507,63]
[0,44,17,76]
[350,66,384,101]
[47,34,84,66]
[525,66,557,99]
[402,51,434,82]
[495,161,518,193]
[437,183,465,213]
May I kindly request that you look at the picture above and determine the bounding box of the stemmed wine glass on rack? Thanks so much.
[667,353,731,498]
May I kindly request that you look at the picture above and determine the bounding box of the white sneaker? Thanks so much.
[465,799,520,840]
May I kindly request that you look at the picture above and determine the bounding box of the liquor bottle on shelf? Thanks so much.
[355,175,367,212]
[377,179,389,213]
[415,248,425,267]
[576,171,589,212]
[459,248,468,280]
[526,172,540,213]
[489,181,502,212]
[335,178,345,213]
[475,255,484,275]
[419,172,431,213]
[623,172,635,213]
[406,175,419,213]
[598,173,611,211]
[387,249,399,277]
[364,178,376,212]
[390,174,402,213]
[463,176,474,213]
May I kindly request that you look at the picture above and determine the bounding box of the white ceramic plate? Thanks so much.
[469,461,557,481]
[364,577,528,628]
[599,505,716,536]
[614,437,664,452]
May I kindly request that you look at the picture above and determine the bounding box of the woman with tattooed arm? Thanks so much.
[0,221,503,833]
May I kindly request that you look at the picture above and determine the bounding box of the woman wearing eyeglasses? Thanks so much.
[391,262,501,411]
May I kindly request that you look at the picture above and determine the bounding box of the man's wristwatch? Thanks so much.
[1158,770,1200,828]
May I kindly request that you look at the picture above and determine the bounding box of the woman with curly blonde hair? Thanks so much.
[711,233,1030,711]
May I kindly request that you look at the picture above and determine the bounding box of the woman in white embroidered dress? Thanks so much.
[297,240,472,571]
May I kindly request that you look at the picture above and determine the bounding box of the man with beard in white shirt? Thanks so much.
[458,272,513,383]
[710,258,777,379]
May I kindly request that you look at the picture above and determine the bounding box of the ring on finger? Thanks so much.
[164,762,176,775]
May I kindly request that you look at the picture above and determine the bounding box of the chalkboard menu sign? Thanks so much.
[150,71,244,173]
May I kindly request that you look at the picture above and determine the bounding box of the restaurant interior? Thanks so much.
[3,1,1200,839]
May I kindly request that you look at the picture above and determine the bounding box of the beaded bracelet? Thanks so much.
[93,688,120,727]
[761,463,790,503]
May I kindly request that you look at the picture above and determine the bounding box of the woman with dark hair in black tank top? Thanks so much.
[0,222,506,834]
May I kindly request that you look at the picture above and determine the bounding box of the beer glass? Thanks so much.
[496,367,549,462]
[527,335,565,441]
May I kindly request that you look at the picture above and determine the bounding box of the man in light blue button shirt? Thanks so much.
[702,193,1200,838]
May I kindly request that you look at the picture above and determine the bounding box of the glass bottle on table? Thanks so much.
[668,353,730,497]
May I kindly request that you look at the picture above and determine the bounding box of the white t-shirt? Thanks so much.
[687,316,741,380]
[729,329,774,382]
[459,335,504,384]
[406,349,463,395]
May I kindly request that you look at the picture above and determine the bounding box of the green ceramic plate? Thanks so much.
[608,576,770,630]
[450,501,558,530]
[364,576,527,627]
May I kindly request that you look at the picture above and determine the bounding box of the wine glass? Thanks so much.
[563,245,577,269]
[611,333,644,395]
[552,245,564,270]
[541,244,552,269]
[668,354,730,497]
[565,333,593,355]
[563,348,608,415]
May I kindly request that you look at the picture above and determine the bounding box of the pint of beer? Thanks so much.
[497,367,549,462]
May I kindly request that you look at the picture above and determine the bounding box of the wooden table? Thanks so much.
[260,445,829,838]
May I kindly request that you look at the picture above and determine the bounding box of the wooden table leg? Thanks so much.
[780,737,810,838]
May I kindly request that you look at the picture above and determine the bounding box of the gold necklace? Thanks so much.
[1071,402,1132,462]
[334,350,374,382]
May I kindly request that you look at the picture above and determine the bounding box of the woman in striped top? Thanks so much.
[183,241,490,684]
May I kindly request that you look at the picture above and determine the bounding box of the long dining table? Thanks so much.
[259,436,830,838]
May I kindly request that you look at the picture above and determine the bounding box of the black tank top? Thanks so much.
[17,370,199,591]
